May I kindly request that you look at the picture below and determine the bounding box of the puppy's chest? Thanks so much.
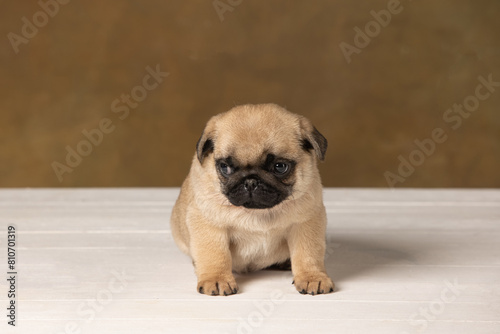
[229,229,287,263]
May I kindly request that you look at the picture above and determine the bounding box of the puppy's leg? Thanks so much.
[189,220,238,296]
[287,213,334,295]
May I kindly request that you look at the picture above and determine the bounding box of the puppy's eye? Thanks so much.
[273,162,289,175]
[219,162,233,176]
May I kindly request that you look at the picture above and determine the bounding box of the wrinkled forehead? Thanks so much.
[214,124,301,165]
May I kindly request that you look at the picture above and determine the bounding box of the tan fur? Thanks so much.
[170,104,334,295]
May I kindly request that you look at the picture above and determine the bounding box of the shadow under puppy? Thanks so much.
[170,103,334,296]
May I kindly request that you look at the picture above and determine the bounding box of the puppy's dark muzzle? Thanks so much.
[243,178,258,192]
[226,176,285,209]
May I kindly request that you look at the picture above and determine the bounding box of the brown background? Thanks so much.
[1,0,499,188]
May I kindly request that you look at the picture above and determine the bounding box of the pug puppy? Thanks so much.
[170,103,334,296]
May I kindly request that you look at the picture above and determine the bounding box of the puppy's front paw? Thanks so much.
[197,275,238,296]
[293,272,335,295]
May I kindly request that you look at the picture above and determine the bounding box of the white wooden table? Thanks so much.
[1,188,499,334]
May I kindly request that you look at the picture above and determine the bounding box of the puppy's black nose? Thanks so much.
[244,178,258,192]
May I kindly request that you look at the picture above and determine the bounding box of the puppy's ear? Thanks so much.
[299,117,328,161]
[196,132,213,164]
[196,117,218,164]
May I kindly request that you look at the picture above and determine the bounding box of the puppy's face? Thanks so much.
[214,153,296,209]
[196,104,327,210]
